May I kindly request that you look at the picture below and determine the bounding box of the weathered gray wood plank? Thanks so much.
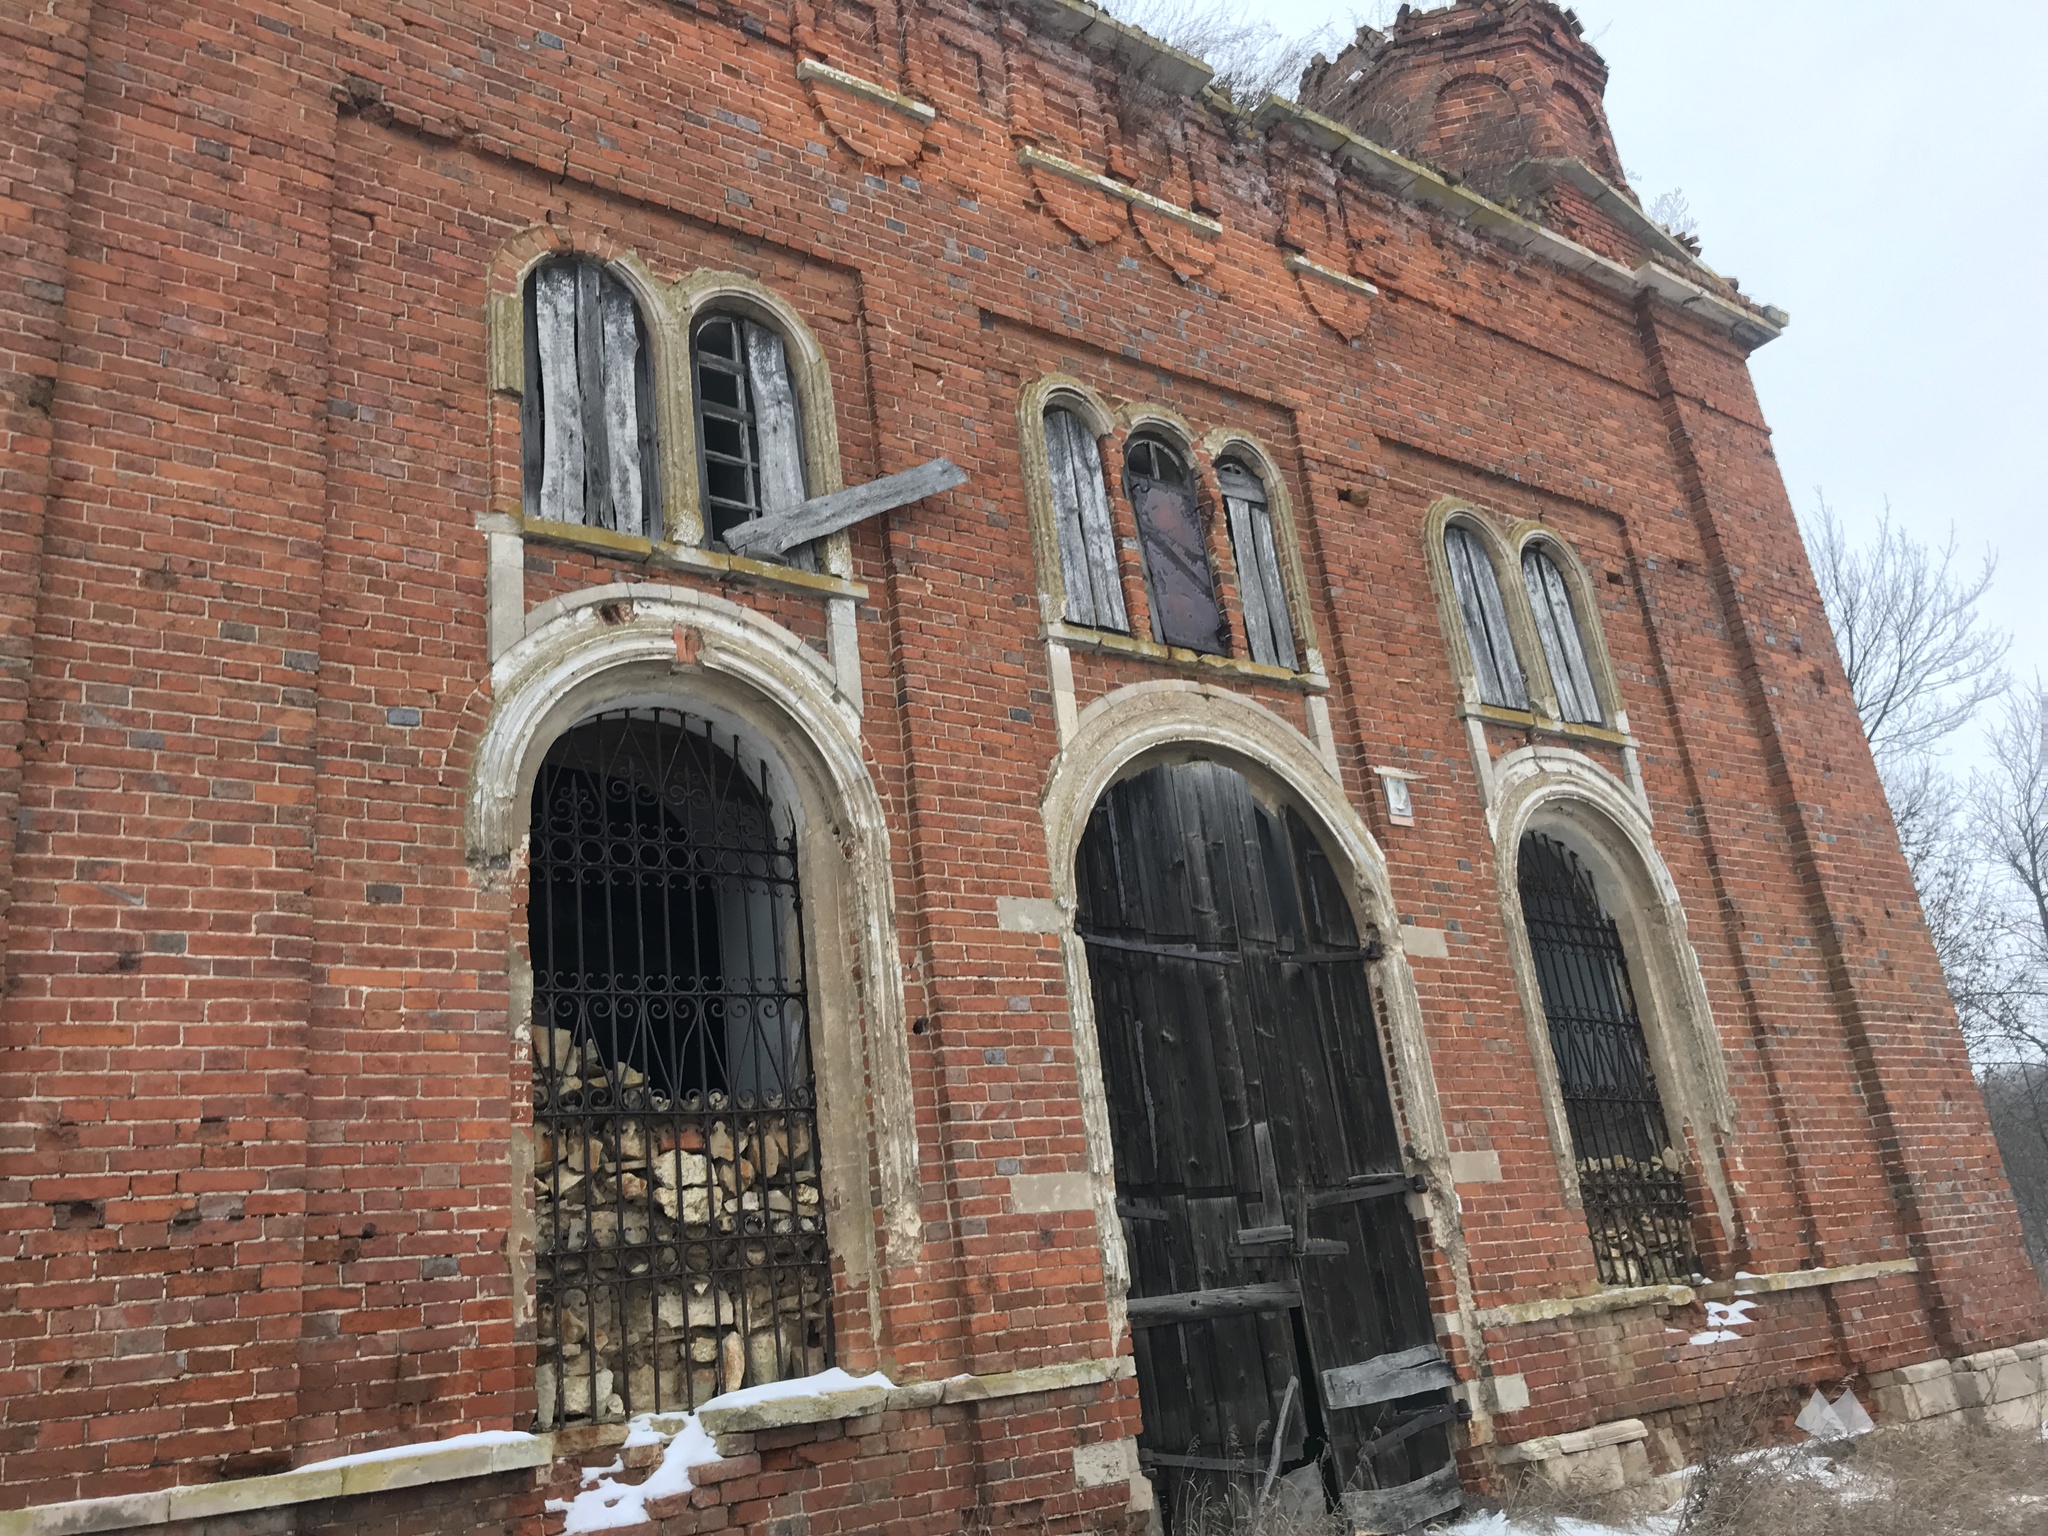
[575,262,612,528]
[724,457,968,558]
[1320,1343,1456,1410]
[1341,1461,1461,1533]
[1046,409,1102,626]
[1126,1282,1300,1329]
[744,320,807,515]
[534,266,584,524]
[599,280,644,538]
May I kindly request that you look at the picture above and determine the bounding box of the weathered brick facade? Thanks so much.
[1,0,2040,1530]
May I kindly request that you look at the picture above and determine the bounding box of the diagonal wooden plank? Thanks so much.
[723,457,967,558]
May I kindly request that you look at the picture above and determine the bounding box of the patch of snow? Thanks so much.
[545,1370,896,1535]
[1440,1510,1670,1536]
[550,1423,720,1535]
[1688,1297,1757,1346]
[694,1367,894,1413]
[297,1429,537,1472]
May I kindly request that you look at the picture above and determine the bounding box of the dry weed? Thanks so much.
[1678,1418,2048,1535]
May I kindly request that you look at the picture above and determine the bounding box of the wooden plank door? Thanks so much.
[1077,761,1458,1532]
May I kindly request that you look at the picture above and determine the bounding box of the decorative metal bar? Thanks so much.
[529,709,831,1427]
[1518,832,1697,1285]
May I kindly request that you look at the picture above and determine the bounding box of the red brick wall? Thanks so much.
[0,0,2038,1522]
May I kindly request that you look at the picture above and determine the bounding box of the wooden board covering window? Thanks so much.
[1522,547,1602,723]
[1043,407,1127,631]
[1217,460,1296,670]
[522,259,658,537]
[1444,524,1527,709]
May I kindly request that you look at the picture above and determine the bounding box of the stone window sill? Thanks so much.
[1463,704,1627,746]
[1472,1256,1920,1329]
[508,513,869,602]
[1049,622,1329,692]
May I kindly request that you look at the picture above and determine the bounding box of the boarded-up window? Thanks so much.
[1522,547,1602,724]
[1444,524,1527,710]
[694,315,813,568]
[1043,407,1126,631]
[523,259,660,537]
[1125,436,1224,655]
[1218,459,1296,670]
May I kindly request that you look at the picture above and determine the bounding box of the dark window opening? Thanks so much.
[1517,831,1696,1285]
[693,314,813,568]
[1125,435,1224,655]
[528,710,830,1426]
[522,257,660,537]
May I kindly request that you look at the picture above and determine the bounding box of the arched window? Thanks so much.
[1043,406,1126,631]
[523,257,659,536]
[1517,831,1695,1285]
[1217,459,1295,670]
[1125,434,1224,655]
[693,314,811,564]
[1522,546,1602,724]
[529,710,829,1426]
[1444,523,1527,710]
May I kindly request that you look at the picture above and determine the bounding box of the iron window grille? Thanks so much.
[528,710,831,1427]
[1517,832,1697,1286]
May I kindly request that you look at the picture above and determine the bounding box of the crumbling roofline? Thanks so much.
[1018,0,1786,347]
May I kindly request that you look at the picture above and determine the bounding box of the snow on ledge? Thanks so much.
[298,1429,541,1472]
[548,1370,895,1535]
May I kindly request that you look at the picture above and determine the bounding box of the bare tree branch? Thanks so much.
[1802,493,2010,763]
[1097,0,1399,105]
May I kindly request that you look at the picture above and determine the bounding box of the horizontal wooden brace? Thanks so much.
[723,457,966,558]
[1127,1282,1300,1328]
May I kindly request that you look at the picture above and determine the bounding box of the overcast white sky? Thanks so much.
[1247,0,2048,763]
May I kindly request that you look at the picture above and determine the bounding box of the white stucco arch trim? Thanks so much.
[1489,746,1738,1256]
[1040,680,1479,1358]
[468,582,917,1356]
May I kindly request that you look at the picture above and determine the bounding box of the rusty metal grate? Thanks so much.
[527,709,830,1427]
[1517,832,1698,1287]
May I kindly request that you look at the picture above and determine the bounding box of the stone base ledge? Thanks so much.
[1474,1257,1922,1330]
[694,1356,1134,1437]
[1869,1334,2048,1433]
[1491,1417,1652,1496]
[0,1434,551,1536]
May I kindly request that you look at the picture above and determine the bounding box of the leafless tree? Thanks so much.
[1097,0,1400,105]
[1803,502,2048,1273]
[1804,495,2009,763]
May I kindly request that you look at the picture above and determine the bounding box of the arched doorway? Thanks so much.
[1077,759,1459,1532]
[527,709,830,1426]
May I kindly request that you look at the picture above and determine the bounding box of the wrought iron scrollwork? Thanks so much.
[1517,832,1697,1286]
[528,710,831,1427]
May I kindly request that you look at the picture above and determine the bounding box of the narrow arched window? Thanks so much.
[1444,524,1527,709]
[523,258,659,537]
[1125,435,1224,655]
[1517,832,1695,1285]
[1043,407,1126,631]
[1217,459,1295,670]
[693,314,811,564]
[1523,546,1602,724]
